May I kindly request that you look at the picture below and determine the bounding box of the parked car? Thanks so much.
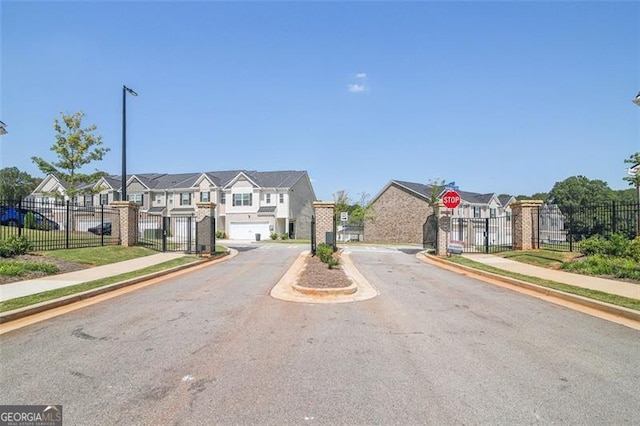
[87,222,111,235]
[0,206,60,230]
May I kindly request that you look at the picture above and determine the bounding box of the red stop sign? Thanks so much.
[442,190,461,209]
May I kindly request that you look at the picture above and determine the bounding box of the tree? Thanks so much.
[31,111,109,198]
[548,176,613,210]
[349,191,375,224]
[426,178,445,208]
[622,152,640,202]
[0,167,40,201]
[332,190,352,216]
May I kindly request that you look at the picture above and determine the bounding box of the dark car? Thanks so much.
[0,206,60,230]
[87,222,111,235]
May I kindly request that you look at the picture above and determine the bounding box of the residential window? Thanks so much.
[232,193,252,206]
[200,191,210,202]
[180,192,191,206]
[473,206,481,218]
[220,193,226,205]
[155,194,163,204]
[84,195,93,207]
[490,208,496,218]
[279,193,284,204]
[266,193,271,204]
[128,193,143,205]
[100,194,108,205]
[168,194,174,204]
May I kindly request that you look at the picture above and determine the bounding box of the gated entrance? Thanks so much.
[136,211,197,253]
[447,216,513,253]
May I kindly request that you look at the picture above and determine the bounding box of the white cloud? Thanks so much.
[356,73,367,79]
[348,84,367,93]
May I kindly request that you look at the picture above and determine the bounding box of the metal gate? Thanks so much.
[136,212,196,253]
[448,216,513,253]
[423,214,437,249]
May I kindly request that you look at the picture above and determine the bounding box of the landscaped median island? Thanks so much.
[440,249,640,313]
[295,244,353,290]
[0,245,229,314]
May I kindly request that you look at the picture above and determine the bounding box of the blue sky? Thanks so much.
[2,1,639,202]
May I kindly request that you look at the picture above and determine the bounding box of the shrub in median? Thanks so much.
[316,243,340,269]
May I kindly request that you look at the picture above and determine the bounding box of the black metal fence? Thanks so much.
[136,211,199,253]
[539,201,640,252]
[447,216,513,253]
[0,198,120,251]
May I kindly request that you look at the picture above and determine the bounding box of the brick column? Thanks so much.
[313,201,335,246]
[435,202,449,256]
[511,200,543,250]
[111,201,140,247]
[196,202,216,254]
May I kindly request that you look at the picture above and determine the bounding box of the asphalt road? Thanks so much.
[1,244,639,425]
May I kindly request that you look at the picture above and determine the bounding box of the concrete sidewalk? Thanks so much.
[462,254,640,300]
[0,253,185,302]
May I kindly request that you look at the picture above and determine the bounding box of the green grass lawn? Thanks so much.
[498,249,582,269]
[38,245,158,266]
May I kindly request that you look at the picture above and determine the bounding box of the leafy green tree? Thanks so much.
[622,152,640,202]
[332,190,352,217]
[0,167,40,200]
[548,176,613,210]
[349,191,375,225]
[31,111,109,198]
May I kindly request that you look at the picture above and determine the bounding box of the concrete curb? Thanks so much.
[420,253,640,324]
[0,250,236,324]
[292,282,357,296]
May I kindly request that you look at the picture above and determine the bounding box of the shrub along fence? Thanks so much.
[0,198,120,251]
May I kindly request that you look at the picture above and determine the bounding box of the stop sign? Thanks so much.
[442,190,461,209]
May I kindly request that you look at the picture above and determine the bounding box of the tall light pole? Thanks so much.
[122,85,138,201]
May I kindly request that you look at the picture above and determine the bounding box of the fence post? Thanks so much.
[312,201,336,251]
[195,202,216,255]
[65,200,70,249]
[511,200,543,250]
[434,202,450,256]
[111,201,140,246]
[484,218,489,253]
[568,205,573,252]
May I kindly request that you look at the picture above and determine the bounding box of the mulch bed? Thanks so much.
[296,253,353,289]
[0,254,89,285]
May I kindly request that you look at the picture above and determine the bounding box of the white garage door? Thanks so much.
[229,222,270,240]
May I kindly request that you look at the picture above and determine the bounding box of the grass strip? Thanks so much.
[38,246,158,266]
[445,256,640,312]
[0,256,199,313]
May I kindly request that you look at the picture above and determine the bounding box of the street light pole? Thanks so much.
[122,85,138,201]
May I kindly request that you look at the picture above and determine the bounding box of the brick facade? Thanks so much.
[364,184,434,244]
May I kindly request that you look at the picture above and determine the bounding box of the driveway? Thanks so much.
[1,244,639,424]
